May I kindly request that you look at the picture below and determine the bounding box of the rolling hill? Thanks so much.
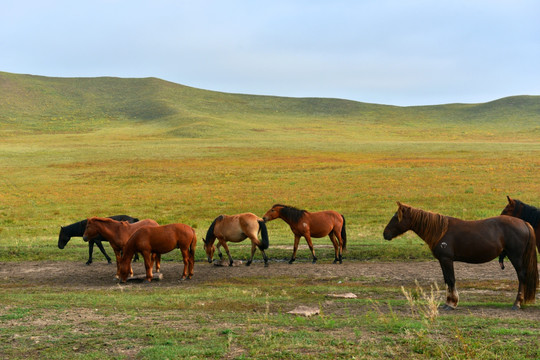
[1,71,539,139]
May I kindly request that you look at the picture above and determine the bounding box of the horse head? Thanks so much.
[82,218,100,242]
[383,202,412,240]
[57,226,69,249]
[262,204,283,222]
[202,238,215,263]
[501,196,518,217]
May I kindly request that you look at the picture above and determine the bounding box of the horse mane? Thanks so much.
[514,200,540,228]
[274,204,306,224]
[405,206,449,250]
[204,215,223,244]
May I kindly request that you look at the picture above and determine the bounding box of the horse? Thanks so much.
[499,196,540,269]
[383,202,538,310]
[58,215,139,265]
[262,204,346,264]
[203,213,269,267]
[82,217,159,278]
[118,223,197,282]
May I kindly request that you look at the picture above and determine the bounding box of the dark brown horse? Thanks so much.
[203,213,269,267]
[118,223,197,282]
[82,217,159,278]
[262,204,346,264]
[499,196,540,269]
[383,202,538,310]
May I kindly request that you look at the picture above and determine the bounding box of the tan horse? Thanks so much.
[262,204,346,264]
[203,213,269,267]
[118,223,197,282]
[82,217,159,278]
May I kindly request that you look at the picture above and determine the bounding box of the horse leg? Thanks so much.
[304,234,317,264]
[142,251,153,282]
[153,253,161,273]
[506,252,526,310]
[439,258,458,310]
[94,239,112,264]
[216,243,224,260]
[289,235,301,264]
[329,233,340,264]
[261,249,269,267]
[86,240,94,265]
[180,248,189,280]
[247,242,256,266]
[113,249,123,279]
[220,241,234,266]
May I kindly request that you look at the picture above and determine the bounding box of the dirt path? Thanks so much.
[0,259,528,288]
[1,260,539,321]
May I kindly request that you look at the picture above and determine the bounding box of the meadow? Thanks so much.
[0,72,539,358]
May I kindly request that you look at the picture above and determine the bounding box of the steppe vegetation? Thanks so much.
[0,71,538,358]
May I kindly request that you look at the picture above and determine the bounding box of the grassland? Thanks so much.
[0,71,539,358]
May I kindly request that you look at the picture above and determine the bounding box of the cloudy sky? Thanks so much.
[1,0,539,106]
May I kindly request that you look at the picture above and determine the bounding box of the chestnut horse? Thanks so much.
[58,215,138,265]
[499,196,540,269]
[262,204,346,264]
[118,223,197,282]
[83,217,159,278]
[203,213,269,267]
[383,202,538,310]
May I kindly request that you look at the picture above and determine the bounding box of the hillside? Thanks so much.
[1,71,539,138]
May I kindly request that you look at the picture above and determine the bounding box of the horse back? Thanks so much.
[304,210,343,238]
[440,216,530,263]
[216,213,260,242]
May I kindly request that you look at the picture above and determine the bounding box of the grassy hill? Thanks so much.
[1,71,539,140]
[0,70,539,263]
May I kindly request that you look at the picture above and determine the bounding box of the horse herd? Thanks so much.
[58,197,539,310]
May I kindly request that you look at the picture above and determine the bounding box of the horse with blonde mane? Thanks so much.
[383,202,538,310]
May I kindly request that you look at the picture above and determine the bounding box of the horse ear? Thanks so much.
[506,195,513,204]
[396,201,402,207]
[396,203,404,222]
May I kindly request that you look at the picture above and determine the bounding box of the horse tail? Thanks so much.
[258,220,269,250]
[523,222,538,303]
[341,215,347,251]
[190,228,197,259]
[204,215,223,244]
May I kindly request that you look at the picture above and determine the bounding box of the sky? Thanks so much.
[1,0,539,106]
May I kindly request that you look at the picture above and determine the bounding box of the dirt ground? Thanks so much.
[1,258,539,323]
[0,258,525,288]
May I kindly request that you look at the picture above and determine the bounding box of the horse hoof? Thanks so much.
[441,304,455,311]
[312,258,317,264]
[511,305,521,310]
[288,259,295,264]
[85,261,92,266]
[264,262,269,268]
[246,261,252,266]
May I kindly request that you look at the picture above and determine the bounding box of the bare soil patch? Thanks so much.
[1,259,538,320]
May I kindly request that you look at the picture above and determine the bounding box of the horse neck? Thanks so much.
[63,220,87,237]
[519,202,540,228]
[94,220,122,244]
[278,208,306,226]
[407,209,449,250]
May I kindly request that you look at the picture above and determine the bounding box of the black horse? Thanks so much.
[58,215,139,265]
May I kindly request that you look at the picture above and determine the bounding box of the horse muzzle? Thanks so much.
[82,235,89,242]
[383,232,393,241]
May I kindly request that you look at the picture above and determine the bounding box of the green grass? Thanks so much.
[0,72,539,358]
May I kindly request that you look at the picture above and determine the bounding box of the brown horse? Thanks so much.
[262,204,346,264]
[118,223,197,282]
[499,196,540,269]
[383,202,538,310]
[203,213,269,267]
[82,217,159,278]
